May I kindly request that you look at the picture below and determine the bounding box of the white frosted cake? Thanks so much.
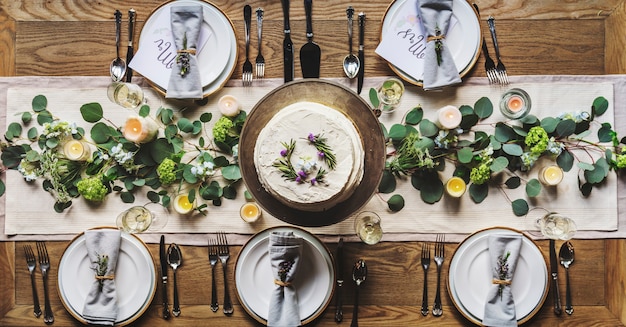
[254,101,364,211]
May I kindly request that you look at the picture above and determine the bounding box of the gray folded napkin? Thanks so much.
[82,229,122,326]
[482,233,522,327]
[416,0,462,90]
[268,231,303,327]
[166,5,203,99]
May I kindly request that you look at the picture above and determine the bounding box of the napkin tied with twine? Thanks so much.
[483,233,522,327]
[416,0,462,90]
[166,5,203,99]
[268,231,303,327]
[82,229,122,326]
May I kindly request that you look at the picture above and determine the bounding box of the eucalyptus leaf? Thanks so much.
[405,107,423,125]
[505,176,521,189]
[147,191,160,203]
[502,143,523,156]
[200,112,213,123]
[419,174,443,204]
[27,127,38,141]
[32,95,47,111]
[36,110,53,125]
[138,105,150,117]
[120,192,135,203]
[555,119,576,138]
[6,122,22,140]
[458,105,474,115]
[494,123,516,143]
[490,156,509,172]
[177,117,195,133]
[580,182,592,196]
[90,122,113,144]
[457,147,474,164]
[520,114,539,125]
[378,170,397,194]
[511,199,529,216]
[584,163,606,184]
[192,120,202,135]
[21,111,32,124]
[419,119,439,137]
[460,113,479,130]
[80,103,104,123]
[469,183,488,203]
[525,179,542,197]
[183,164,198,184]
[557,150,574,172]
[369,88,380,108]
[387,194,405,212]
[222,165,241,181]
[540,117,559,133]
[598,123,614,142]
[388,124,407,142]
[223,185,237,199]
[592,96,609,116]
[474,97,493,119]
[577,162,595,171]
[0,180,5,197]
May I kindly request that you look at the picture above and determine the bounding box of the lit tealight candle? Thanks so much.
[218,95,241,117]
[173,194,194,215]
[500,88,531,119]
[446,176,466,198]
[436,105,462,130]
[240,202,261,222]
[123,116,157,143]
[507,95,525,113]
[539,165,564,186]
[63,139,91,161]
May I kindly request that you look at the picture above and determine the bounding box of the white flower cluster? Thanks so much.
[17,162,38,181]
[546,137,565,155]
[190,160,216,179]
[434,130,458,149]
[295,157,318,174]
[110,144,133,165]
[42,121,77,139]
[558,111,590,123]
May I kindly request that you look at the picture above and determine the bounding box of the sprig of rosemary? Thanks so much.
[307,133,337,170]
[278,260,295,282]
[434,26,443,66]
[496,251,511,300]
[91,253,109,292]
[176,33,191,76]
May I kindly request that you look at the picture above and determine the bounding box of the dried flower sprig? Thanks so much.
[495,251,511,300]
[176,33,191,76]
[433,26,443,66]
[277,260,294,282]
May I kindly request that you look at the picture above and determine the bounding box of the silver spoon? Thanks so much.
[559,241,574,315]
[110,10,127,82]
[343,7,360,79]
[350,259,367,327]
[167,243,182,317]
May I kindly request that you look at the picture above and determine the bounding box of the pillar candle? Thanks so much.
[436,105,462,130]
[123,116,157,143]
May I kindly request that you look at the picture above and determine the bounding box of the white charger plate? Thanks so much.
[138,0,237,97]
[448,227,548,325]
[57,227,156,326]
[381,0,481,85]
[235,227,335,325]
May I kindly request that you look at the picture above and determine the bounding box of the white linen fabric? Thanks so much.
[166,6,203,99]
[482,233,522,327]
[81,229,122,326]
[268,231,303,327]
[416,0,462,90]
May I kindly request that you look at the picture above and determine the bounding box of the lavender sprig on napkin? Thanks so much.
[166,5,203,99]
[268,231,303,327]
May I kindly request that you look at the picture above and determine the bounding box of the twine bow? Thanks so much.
[95,274,115,280]
[426,34,446,42]
[274,279,292,287]
[492,278,512,286]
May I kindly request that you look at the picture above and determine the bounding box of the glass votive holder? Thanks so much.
[499,88,531,119]
[539,165,564,186]
[354,211,383,245]
[240,202,262,223]
[377,77,405,113]
[107,82,145,109]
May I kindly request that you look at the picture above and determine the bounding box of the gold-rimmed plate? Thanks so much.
[57,227,156,326]
[234,226,335,325]
[448,227,549,325]
[238,79,386,227]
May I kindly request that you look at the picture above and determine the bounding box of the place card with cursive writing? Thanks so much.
[375,0,457,82]
[129,6,211,90]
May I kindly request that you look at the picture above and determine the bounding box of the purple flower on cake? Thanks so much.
[308,133,315,142]
[310,178,317,185]
[318,151,325,159]
[280,149,288,157]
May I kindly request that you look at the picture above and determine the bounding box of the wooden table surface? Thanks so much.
[1,0,626,326]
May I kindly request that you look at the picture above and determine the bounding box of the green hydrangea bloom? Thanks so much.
[212,116,234,143]
[157,158,177,185]
[525,126,549,155]
[616,148,626,169]
[470,163,491,185]
[76,176,108,202]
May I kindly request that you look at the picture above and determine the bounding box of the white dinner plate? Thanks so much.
[448,227,548,325]
[138,0,237,97]
[58,227,156,326]
[235,227,335,325]
[380,0,481,85]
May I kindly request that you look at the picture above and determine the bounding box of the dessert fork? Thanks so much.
[24,245,42,318]
[217,232,233,315]
[487,16,509,85]
[208,238,219,312]
[242,5,253,86]
[420,242,430,316]
[432,234,445,316]
[36,241,54,324]
[255,8,265,79]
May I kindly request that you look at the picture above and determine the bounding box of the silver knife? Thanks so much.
[281,0,294,82]
[550,239,562,315]
[160,235,170,319]
[125,8,136,82]
[334,237,344,322]
[357,12,365,94]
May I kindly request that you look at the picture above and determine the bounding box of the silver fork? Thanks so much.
[482,37,498,84]
[217,232,233,315]
[432,234,445,316]
[24,245,42,318]
[255,8,265,79]
[487,16,509,85]
[242,5,253,86]
[420,242,430,316]
[208,238,219,312]
[36,241,54,324]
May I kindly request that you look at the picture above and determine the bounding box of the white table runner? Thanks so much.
[1,76,625,244]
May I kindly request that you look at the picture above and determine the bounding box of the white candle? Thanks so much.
[123,116,157,143]
[173,194,194,214]
[446,176,466,197]
[539,165,563,186]
[218,95,241,117]
[436,105,462,130]
[63,139,90,161]
[240,202,261,222]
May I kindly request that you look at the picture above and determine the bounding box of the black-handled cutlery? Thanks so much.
[334,238,344,322]
[125,9,135,82]
[357,12,365,94]
[550,239,562,315]
[280,0,294,82]
[159,235,170,319]
[300,0,321,78]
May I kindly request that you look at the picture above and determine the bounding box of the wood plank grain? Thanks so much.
[0,242,15,318]
[0,7,16,76]
[605,0,626,74]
